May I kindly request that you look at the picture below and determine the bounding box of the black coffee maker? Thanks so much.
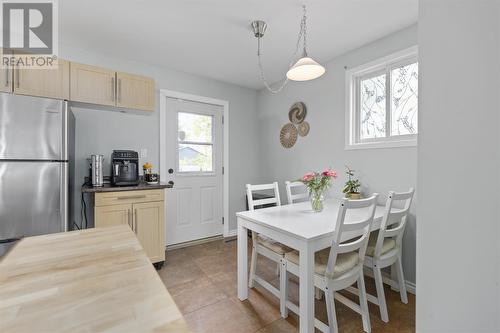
[111,150,139,186]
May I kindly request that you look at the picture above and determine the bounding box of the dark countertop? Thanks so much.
[81,182,173,193]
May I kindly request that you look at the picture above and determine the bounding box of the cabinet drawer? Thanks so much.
[95,189,164,207]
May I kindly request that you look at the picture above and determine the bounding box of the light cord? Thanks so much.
[257,5,307,94]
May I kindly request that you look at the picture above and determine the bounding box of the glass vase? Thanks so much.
[309,190,324,212]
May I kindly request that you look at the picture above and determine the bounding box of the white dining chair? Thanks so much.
[280,195,379,333]
[285,181,309,204]
[359,188,414,323]
[285,180,324,300]
[246,182,292,312]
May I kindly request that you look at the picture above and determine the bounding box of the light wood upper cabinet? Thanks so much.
[0,57,156,112]
[14,59,69,99]
[133,201,165,263]
[0,50,12,93]
[116,72,155,111]
[95,204,132,229]
[0,67,11,93]
[70,62,116,106]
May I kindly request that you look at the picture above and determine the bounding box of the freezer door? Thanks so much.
[0,93,64,160]
[0,161,66,240]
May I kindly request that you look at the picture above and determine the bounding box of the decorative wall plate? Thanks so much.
[288,102,307,124]
[280,123,298,148]
[298,121,310,137]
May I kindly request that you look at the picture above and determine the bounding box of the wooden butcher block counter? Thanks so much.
[0,225,190,333]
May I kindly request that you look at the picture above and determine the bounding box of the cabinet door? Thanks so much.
[14,59,69,99]
[116,72,155,111]
[0,50,12,93]
[70,62,116,106]
[133,201,165,263]
[95,204,132,229]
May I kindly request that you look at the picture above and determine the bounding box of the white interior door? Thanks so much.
[164,98,223,245]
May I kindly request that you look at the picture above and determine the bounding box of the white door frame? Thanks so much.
[159,89,230,239]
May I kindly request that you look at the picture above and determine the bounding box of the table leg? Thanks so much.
[299,242,315,333]
[237,218,248,301]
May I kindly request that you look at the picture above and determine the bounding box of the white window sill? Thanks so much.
[345,138,417,150]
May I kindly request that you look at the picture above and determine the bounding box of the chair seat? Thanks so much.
[257,235,293,255]
[365,231,396,257]
[284,248,359,279]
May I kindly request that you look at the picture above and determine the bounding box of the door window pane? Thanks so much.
[360,73,386,139]
[178,144,213,172]
[391,62,418,135]
[178,112,213,143]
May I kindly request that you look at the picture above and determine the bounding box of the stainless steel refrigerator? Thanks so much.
[0,93,74,256]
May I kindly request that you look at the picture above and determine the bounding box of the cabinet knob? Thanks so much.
[168,168,174,174]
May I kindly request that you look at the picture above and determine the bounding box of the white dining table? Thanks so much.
[236,198,385,333]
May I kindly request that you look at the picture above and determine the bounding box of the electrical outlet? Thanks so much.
[140,148,148,158]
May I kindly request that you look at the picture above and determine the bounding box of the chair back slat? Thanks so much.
[373,188,414,258]
[253,197,279,206]
[285,181,309,204]
[387,209,409,225]
[391,190,414,201]
[337,233,369,254]
[384,223,405,238]
[325,194,379,278]
[248,183,277,191]
[341,218,372,232]
[246,182,281,211]
[343,196,378,209]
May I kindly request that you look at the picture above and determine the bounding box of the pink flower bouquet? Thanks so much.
[300,169,337,212]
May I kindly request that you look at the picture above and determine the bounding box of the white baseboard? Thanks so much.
[404,279,416,295]
[364,268,416,295]
[225,229,237,238]
[383,271,416,295]
[166,234,223,251]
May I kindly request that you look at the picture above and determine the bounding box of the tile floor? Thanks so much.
[157,239,415,333]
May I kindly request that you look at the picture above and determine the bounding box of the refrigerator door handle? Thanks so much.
[5,67,9,87]
[60,162,68,232]
[61,101,68,161]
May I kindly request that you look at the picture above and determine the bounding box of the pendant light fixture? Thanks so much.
[252,5,325,94]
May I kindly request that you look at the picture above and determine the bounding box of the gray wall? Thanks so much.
[417,1,500,330]
[256,25,418,284]
[61,45,261,234]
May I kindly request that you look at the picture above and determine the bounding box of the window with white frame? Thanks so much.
[346,46,418,149]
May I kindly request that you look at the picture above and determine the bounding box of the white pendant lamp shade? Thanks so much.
[252,6,326,92]
[286,56,326,81]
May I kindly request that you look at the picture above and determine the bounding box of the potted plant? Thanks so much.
[343,166,361,199]
[300,169,338,212]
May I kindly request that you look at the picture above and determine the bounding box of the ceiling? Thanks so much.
[60,0,418,90]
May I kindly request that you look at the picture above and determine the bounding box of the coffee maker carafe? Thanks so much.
[111,150,139,186]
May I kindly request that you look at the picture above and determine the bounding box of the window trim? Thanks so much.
[345,45,418,150]
[176,110,216,175]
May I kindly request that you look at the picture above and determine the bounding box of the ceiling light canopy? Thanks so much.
[252,5,325,94]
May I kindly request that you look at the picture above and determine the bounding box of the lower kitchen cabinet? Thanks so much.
[133,201,164,264]
[94,189,165,266]
[94,204,131,229]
